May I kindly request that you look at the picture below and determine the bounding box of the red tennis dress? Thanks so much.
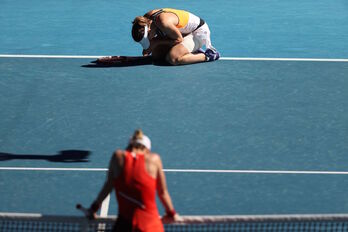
[113,151,164,232]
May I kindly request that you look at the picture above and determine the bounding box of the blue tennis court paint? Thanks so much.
[1,58,347,215]
[1,59,347,171]
[0,171,106,215]
[2,171,348,215]
[1,0,348,58]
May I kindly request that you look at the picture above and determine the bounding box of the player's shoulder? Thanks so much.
[113,149,126,160]
[114,149,124,155]
[146,9,168,24]
[144,9,160,18]
[149,152,162,163]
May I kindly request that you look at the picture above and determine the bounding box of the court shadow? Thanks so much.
[81,56,170,68]
[0,150,91,163]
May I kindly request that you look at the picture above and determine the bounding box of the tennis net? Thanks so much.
[2,213,348,231]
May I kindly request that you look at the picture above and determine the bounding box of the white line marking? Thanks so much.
[0,167,107,171]
[0,54,101,59]
[1,54,348,62]
[100,194,110,217]
[164,169,348,175]
[1,167,348,175]
[219,57,348,62]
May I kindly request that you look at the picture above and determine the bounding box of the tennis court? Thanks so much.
[1,0,348,228]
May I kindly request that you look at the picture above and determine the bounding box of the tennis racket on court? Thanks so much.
[91,56,128,64]
[89,55,152,67]
[76,204,96,220]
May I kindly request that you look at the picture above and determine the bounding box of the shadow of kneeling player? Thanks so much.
[81,56,170,68]
[0,150,91,163]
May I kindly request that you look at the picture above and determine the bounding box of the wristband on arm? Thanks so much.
[166,209,176,217]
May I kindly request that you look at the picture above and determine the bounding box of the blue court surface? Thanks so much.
[1,0,348,217]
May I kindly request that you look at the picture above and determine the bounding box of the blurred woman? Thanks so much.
[88,129,178,231]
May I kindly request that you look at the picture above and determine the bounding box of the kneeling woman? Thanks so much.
[132,8,220,65]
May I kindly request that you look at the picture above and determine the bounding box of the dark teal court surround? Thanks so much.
[1,0,348,217]
[1,0,348,58]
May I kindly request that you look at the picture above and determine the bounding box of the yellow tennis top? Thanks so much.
[163,8,189,28]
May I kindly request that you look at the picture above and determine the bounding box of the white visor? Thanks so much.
[135,134,151,151]
[139,25,150,50]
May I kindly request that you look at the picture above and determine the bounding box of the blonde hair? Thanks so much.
[126,129,146,151]
[131,129,144,141]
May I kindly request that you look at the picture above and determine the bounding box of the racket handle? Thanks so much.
[76,204,90,217]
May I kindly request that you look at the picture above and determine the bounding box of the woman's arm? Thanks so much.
[156,13,183,43]
[142,11,183,56]
[89,151,122,217]
[92,171,113,206]
[142,37,178,57]
[155,154,177,218]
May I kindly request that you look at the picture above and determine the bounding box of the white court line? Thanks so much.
[0,54,101,59]
[0,167,107,171]
[1,54,348,62]
[1,167,348,175]
[219,57,348,62]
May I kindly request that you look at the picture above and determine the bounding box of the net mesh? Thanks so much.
[2,213,348,231]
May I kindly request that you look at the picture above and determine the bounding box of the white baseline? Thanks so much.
[1,54,348,62]
[1,167,348,175]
